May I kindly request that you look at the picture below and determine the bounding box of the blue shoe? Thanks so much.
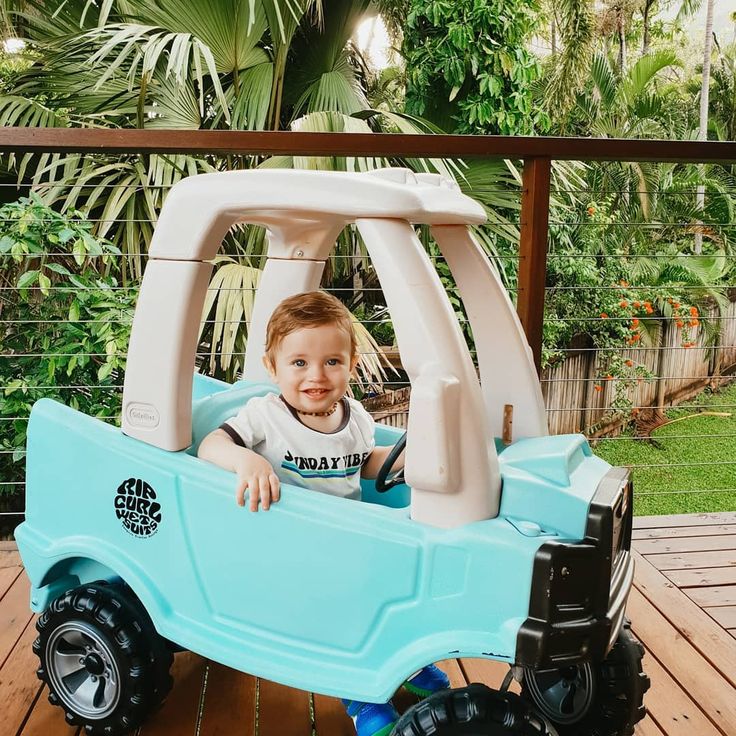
[342,700,398,736]
[403,664,450,697]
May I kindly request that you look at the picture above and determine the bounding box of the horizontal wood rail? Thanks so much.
[1,128,736,163]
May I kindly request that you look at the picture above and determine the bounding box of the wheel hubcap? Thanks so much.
[46,621,121,719]
[525,663,595,725]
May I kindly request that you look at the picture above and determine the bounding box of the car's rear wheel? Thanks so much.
[34,583,172,735]
[520,624,650,736]
[391,683,556,735]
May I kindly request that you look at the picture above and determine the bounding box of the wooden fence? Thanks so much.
[368,298,736,437]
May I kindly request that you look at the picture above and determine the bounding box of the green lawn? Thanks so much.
[593,381,736,516]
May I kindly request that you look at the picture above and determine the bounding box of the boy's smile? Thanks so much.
[264,323,356,414]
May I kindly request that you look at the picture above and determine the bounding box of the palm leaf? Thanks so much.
[622,50,679,107]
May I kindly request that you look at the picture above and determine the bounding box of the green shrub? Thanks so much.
[0,197,136,501]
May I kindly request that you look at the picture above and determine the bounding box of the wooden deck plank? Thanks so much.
[459,658,519,693]
[635,717,666,735]
[198,661,256,736]
[436,659,466,689]
[632,551,736,688]
[257,679,311,736]
[19,686,79,736]
[634,535,736,555]
[665,567,736,588]
[0,619,44,736]
[0,565,22,600]
[687,586,736,607]
[0,573,33,668]
[705,606,736,629]
[0,550,21,569]
[637,649,721,736]
[633,524,736,540]
[313,694,354,736]
[138,652,206,736]
[645,549,736,571]
[634,513,736,529]
[627,587,736,734]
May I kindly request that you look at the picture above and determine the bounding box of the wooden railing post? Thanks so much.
[517,157,551,375]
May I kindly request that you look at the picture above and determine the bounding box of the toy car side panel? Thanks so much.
[18,399,545,703]
[18,399,211,625]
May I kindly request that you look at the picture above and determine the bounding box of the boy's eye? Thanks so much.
[326,358,340,366]
[292,359,306,367]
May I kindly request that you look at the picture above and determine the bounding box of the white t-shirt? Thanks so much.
[221,393,376,500]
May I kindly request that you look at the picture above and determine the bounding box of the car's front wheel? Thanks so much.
[520,624,650,736]
[392,683,556,735]
[34,583,171,736]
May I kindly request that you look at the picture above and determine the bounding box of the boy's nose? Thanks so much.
[307,364,326,381]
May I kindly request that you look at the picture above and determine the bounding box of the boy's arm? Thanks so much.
[198,429,280,510]
[361,443,405,480]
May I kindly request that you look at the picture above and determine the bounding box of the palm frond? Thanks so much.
[199,258,262,378]
[622,49,679,106]
[590,53,616,108]
[85,23,230,121]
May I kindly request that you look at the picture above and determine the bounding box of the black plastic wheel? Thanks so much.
[392,683,556,735]
[34,583,172,735]
[122,585,174,708]
[520,623,650,736]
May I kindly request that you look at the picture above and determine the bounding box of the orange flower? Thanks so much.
[690,306,698,317]
[631,318,640,328]
[632,333,641,342]
[600,312,609,319]
[690,318,699,327]
[594,384,603,392]
[620,299,628,308]
[684,342,693,349]
[644,301,652,309]
[587,206,596,216]
[676,320,684,329]
[605,374,613,381]
[673,301,680,309]
[633,301,641,308]
[625,359,634,367]
[645,304,654,314]
[620,280,629,287]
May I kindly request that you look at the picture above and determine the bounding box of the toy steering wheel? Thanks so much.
[375,431,407,493]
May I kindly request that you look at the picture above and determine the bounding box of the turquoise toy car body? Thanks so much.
[16,169,648,736]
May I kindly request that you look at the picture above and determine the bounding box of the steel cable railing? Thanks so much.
[2,146,736,527]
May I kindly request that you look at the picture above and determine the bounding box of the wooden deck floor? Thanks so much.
[1,512,735,736]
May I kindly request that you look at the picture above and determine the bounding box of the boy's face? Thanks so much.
[264,323,356,413]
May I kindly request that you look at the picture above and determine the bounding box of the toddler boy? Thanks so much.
[198,291,448,736]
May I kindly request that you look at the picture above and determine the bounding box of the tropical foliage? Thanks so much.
[402,0,545,134]
[0,0,734,451]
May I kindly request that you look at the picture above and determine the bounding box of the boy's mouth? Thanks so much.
[303,388,329,398]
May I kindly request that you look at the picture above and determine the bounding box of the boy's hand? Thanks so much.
[235,454,280,511]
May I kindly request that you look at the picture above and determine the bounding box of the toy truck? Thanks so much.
[16,168,648,736]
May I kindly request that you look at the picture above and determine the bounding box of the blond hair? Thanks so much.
[264,291,357,368]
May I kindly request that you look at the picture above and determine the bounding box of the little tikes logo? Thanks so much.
[115,478,162,538]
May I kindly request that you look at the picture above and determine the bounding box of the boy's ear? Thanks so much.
[262,354,276,379]
[350,354,359,374]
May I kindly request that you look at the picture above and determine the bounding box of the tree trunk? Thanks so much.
[618,8,627,71]
[642,0,653,55]
[694,0,715,254]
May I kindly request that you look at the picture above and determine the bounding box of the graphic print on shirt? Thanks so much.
[281,449,370,479]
